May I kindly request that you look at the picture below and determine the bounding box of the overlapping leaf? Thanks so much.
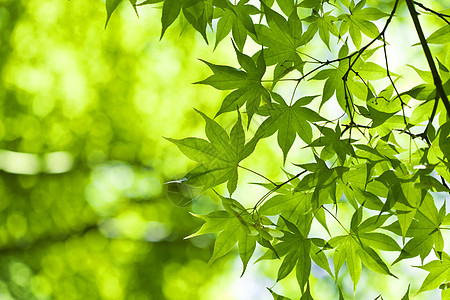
[384,194,446,264]
[109,0,450,298]
[213,0,259,50]
[310,55,349,109]
[338,0,389,48]
[302,10,339,50]
[258,217,332,295]
[139,0,214,41]
[253,4,304,84]
[308,123,356,163]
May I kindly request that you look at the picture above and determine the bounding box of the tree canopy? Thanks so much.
[105,0,450,299]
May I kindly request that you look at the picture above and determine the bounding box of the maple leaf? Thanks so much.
[257,217,332,295]
[196,44,269,121]
[309,43,351,109]
[338,0,389,48]
[154,0,214,42]
[254,93,326,163]
[301,10,339,50]
[330,206,397,291]
[187,194,257,274]
[213,0,260,50]
[308,122,356,163]
[415,252,450,294]
[385,194,446,264]
[253,4,305,86]
[166,110,254,194]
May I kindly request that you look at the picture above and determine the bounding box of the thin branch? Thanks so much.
[413,1,450,26]
[406,0,450,118]
[344,0,401,78]
[252,170,308,210]
[321,205,349,234]
[381,32,410,132]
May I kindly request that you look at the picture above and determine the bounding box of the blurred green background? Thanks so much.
[0,0,250,299]
[0,0,447,299]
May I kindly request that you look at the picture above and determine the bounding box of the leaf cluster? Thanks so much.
[105,0,450,298]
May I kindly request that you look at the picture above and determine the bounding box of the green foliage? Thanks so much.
[108,0,450,298]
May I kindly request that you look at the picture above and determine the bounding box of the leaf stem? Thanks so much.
[321,205,350,234]
[252,170,308,210]
[405,0,450,118]
[238,164,277,186]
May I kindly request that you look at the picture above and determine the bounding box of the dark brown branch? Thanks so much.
[381,33,410,132]
[413,1,450,26]
[406,0,450,118]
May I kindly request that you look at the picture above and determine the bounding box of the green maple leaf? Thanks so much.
[388,194,445,264]
[254,4,304,85]
[257,216,332,292]
[259,217,312,294]
[308,122,356,163]
[196,44,269,121]
[415,252,450,294]
[276,231,311,293]
[331,234,396,290]
[330,207,397,290]
[156,0,214,42]
[310,54,349,110]
[182,0,214,43]
[213,0,259,50]
[338,0,389,49]
[302,10,339,50]
[353,215,401,252]
[294,156,347,211]
[166,110,254,194]
[187,195,257,273]
[254,93,326,162]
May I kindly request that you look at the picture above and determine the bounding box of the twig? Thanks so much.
[406,0,450,118]
[413,1,450,26]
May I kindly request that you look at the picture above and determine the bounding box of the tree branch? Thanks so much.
[406,0,450,118]
[413,1,450,26]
